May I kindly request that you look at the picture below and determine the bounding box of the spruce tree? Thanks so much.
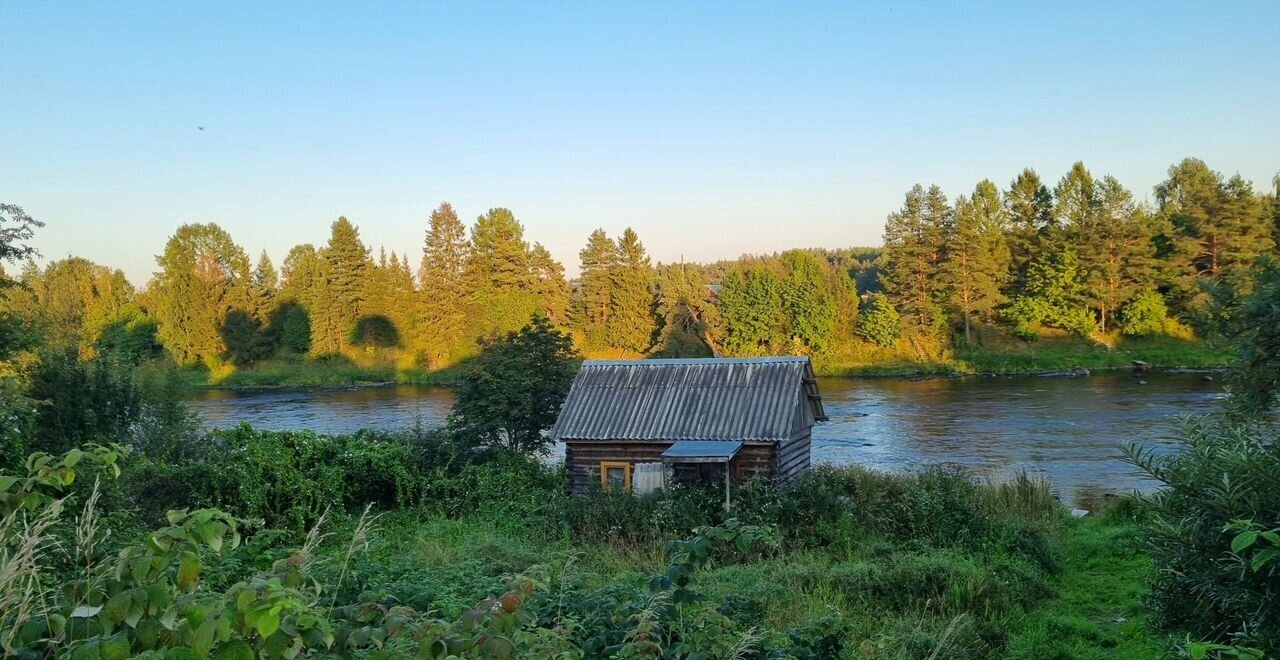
[275,244,319,355]
[418,202,470,366]
[857,293,901,348]
[653,262,719,357]
[467,208,534,294]
[575,229,619,348]
[250,251,278,322]
[529,242,571,328]
[319,217,370,351]
[466,208,538,338]
[608,228,657,353]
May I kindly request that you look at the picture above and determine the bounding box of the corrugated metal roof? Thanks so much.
[551,356,827,442]
[662,440,743,460]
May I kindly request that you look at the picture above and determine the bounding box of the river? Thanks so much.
[188,370,1225,505]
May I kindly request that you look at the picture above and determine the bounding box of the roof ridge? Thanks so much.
[582,356,811,366]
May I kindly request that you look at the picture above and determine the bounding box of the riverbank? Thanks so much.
[815,334,1232,379]
[181,335,1231,389]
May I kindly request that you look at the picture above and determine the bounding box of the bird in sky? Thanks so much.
[196,126,205,131]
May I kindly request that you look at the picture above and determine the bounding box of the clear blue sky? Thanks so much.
[3,1,1278,284]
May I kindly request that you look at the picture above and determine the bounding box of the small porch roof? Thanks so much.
[661,440,744,463]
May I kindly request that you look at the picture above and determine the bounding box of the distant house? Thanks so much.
[550,357,827,501]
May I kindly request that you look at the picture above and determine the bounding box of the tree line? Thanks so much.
[878,158,1278,348]
[1,157,1277,372]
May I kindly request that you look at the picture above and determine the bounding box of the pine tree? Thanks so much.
[1004,169,1054,291]
[1054,161,1099,233]
[1156,158,1228,305]
[319,217,370,351]
[276,244,320,355]
[150,223,251,365]
[880,184,948,335]
[941,182,1010,344]
[608,228,657,353]
[250,251,278,322]
[575,229,619,348]
[418,202,471,366]
[529,242,571,328]
[1078,176,1159,333]
[1219,174,1275,274]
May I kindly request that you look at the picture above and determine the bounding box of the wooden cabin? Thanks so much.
[550,357,827,497]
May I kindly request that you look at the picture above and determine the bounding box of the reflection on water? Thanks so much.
[188,371,1225,504]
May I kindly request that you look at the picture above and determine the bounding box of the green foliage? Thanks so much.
[941,182,1010,343]
[1005,169,1055,288]
[857,293,901,348]
[779,250,837,352]
[1120,289,1171,336]
[448,317,578,455]
[880,184,949,336]
[577,228,620,349]
[1217,257,1280,416]
[714,251,849,356]
[25,349,142,456]
[418,202,471,366]
[1005,246,1095,337]
[317,216,371,354]
[150,223,252,366]
[716,264,786,355]
[608,228,657,353]
[1157,159,1275,307]
[127,425,427,530]
[1124,418,1280,652]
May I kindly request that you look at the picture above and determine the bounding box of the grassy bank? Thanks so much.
[815,333,1230,378]
[181,358,470,389]
[179,334,1231,389]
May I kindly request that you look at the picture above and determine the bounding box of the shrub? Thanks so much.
[1124,418,1280,652]
[24,349,141,456]
[1120,289,1170,336]
[857,293,902,348]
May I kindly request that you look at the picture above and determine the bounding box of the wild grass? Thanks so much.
[276,467,1165,657]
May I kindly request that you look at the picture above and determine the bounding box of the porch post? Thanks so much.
[723,461,731,511]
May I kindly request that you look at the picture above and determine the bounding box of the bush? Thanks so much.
[24,348,141,456]
[1125,418,1280,652]
[857,293,902,348]
[1120,289,1170,336]
[127,426,432,531]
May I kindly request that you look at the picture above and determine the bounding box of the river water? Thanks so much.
[188,371,1225,505]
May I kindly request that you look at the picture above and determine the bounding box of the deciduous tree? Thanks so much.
[150,223,251,366]
[448,316,577,455]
